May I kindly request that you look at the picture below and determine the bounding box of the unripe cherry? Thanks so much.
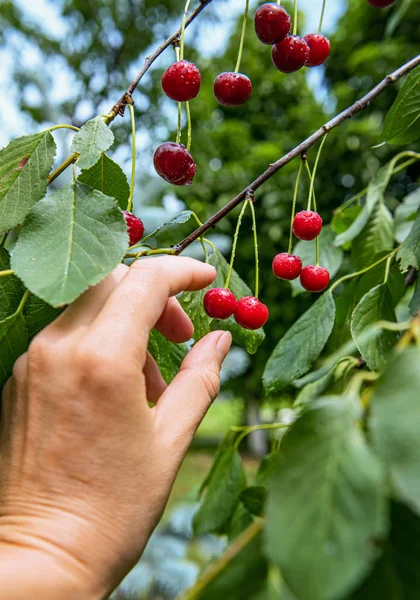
[153,142,196,186]
[161,60,201,102]
[292,210,323,241]
[203,288,237,320]
[122,211,145,247]
[300,266,330,293]
[235,296,269,330]
[272,253,302,280]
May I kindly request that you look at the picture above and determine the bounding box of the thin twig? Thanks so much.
[173,53,420,253]
[109,0,215,119]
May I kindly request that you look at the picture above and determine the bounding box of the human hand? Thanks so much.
[0,257,232,599]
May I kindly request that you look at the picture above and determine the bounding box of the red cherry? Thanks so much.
[272,253,302,280]
[367,0,395,6]
[292,211,323,241]
[161,60,201,102]
[214,72,252,107]
[122,210,145,246]
[272,35,310,73]
[300,266,330,293]
[304,34,331,67]
[153,142,196,186]
[234,296,269,330]
[203,288,237,320]
[254,3,291,45]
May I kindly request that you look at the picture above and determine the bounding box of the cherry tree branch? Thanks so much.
[108,0,215,119]
[174,53,420,254]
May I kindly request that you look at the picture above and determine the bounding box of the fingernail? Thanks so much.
[216,331,232,362]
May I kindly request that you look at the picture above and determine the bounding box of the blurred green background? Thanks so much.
[1,0,419,597]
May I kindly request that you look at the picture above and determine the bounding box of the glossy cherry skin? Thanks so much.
[272,35,310,73]
[304,34,331,67]
[292,210,323,241]
[367,0,395,6]
[235,296,269,330]
[272,253,302,280]
[153,142,196,186]
[203,288,237,320]
[254,3,291,45]
[122,211,145,246]
[300,266,330,293]
[161,60,201,102]
[214,72,252,107]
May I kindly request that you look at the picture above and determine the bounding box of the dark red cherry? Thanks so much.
[122,211,145,246]
[272,35,310,73]
[153,142,196,186]
[203,288,237,320]
[254,3,291,45]
[161,60,201,102]
[272,253,302,280]
[367,0,395,6]
[292,211,323,241]
[300,266,330,293]
[234,296,269,330]
[214,72,252,107]
[304,34,331,67]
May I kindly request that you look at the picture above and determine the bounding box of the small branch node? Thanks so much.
[125,93,135,105]
[245,189,256,203]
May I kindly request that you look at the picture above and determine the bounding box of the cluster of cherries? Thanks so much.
[204,289,269,331]
[273,209,329,292]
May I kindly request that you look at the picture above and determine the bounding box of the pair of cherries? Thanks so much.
[203,289,269,331]
[255,3,331,73]
[272,210,330,293]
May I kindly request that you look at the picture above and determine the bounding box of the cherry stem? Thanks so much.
[201,236,209,262]
[127,103,136,213]
[0,269,13,278]
[225,200,249,290]
[233,422,289,450]
[186,101,192,151]
[383,253,393,284]
[48,124,80,133]
[329,248,399,294]
[318,0,327,34]
[293,0,298,36]
[288,160,303,255]
[180,0,192,61]
[307,133,327,211]
[304,161,320,265]
[175,46,182,145]
[247,198,260,299]
[235,0,250,73]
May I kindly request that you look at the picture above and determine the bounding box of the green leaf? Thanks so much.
[395,188,420,243]
[71,117,114,170]
[397,210,420,272]
[385,0,413,38]
[331,204,363,237]
[370,348,420,515]
[193,448,246,535]
[255,453,279,487]
[0,309,28,389]
[0,132,56,232]
[265,396,388,600]
[383,66,420,145]
[0,247,25,320]
[78,153,130,210]
[290,227,344,296]
[351,202,394,270]
[24,294,63,341]
[409,276,420,316]
[142,210,193,243]
[351,502,420,600]
[11,181,128,307]
[335,154,410,247]
[350,284,398,370]
[240,486,267,516]
[180,287,212,342]
[148,329,187,384]
[263,292,335,395]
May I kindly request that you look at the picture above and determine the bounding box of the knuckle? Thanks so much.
[27,334,57,365]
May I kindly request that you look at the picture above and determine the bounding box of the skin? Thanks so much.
[0,256,232,599]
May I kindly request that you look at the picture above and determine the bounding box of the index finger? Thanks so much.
[88,256,216,352]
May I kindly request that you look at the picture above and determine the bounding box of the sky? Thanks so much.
[0,0,346,146]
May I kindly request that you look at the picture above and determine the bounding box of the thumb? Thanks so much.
[154,330,232,442]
